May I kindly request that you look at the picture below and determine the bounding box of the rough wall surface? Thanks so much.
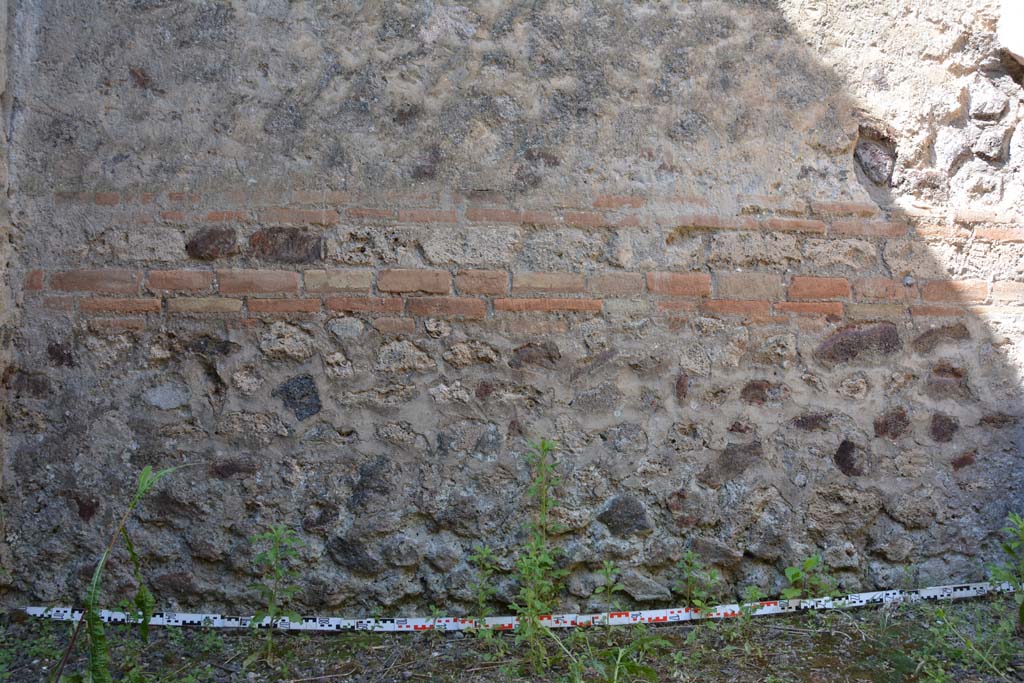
[1,0,1022,614]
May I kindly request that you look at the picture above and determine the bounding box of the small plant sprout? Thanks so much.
[673,550,721,612]
[990,511,1024,632]
[782,554,837,600]
[467,544,507,659]
[594,560,625,615]
[245,524,303,669]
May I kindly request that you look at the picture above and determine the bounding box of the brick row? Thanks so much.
[33,269,1016,306]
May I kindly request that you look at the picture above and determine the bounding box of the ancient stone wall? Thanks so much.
[1,1,1022,614]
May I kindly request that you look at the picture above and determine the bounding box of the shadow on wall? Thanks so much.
[1,1,1023,612]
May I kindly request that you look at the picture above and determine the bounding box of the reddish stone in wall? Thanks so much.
[249,227,322,263]
[186,226,238,260]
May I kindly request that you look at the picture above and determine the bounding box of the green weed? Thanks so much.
[53,465,181,683]
[672,550,721,612]
[781,554,837,600]
[510,438,568,672]
[244,524,303,669]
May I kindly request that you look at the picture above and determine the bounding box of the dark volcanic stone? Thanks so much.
[698,442,763,489]
[951,451,976,471]
[327,536,378,575]
[509,341,561,369]
[186,226,238,260]
[272,374,321,421]
[152,572,199,595]
[854,134,896,185]
[930,413,959,442]
[980,413,1019,428]
[912,323,970,354]
[209,458,258,479]
[675,373,689,401]
[47,342,75,367]
[249,227,322,263]
[833,440,864,476]
[874,407,910,439]
[814,323,902,366]
[792,413,831,431]
[76,497,99,522]
[185,335,240,357]
[596,495,653,537]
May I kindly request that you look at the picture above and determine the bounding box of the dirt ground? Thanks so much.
[3,596,1023,683]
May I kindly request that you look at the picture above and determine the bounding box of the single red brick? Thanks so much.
[494,298,602,313]
[407,297,486,319]
[954,208,1019,224]
[378,269,450,294]
[715,272,784,300]
[975,227,1024,242]
[291,190,351,205]
[51,269,141,295]
[809,200,879,217]
[593,195,645,209]
[456,270,508,295]
[830,220,907,238]
[43,296,76,311]
[789,276,851,300]
[846,304,908,321]
[325,297,404,314]
[564,211,611,228]
[775,301,844,317]
[204,210,250,223]
[588,272,644,297]
[168,297,243,314]
[94,192,120,206]
[656,300,700,314]
[25,270,44,291]
[372,317,417,335]
[81,298,161,314]
[346,207,397,220]
[701,299,772,319]
[646,272,711,297]
[853,277,918,302]
[658,214,758,231]
[160,210,187,222]
[148,270,214,292]
[992,281,1024,304]
[762,217,826,234]
[304,269,372,293]
[910,305,966,318]
[520,210,561,225]
[248,298,321,314]
[920,280,989,303]
[397,208,457,223]
[466,207,522,223]
[210,191,248,206]
[260,208,339,226]
[89,318,146,333]
[914,224,970,240]
[167,192,200,204]
[512,272,585,294]
[217,269,300,295]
